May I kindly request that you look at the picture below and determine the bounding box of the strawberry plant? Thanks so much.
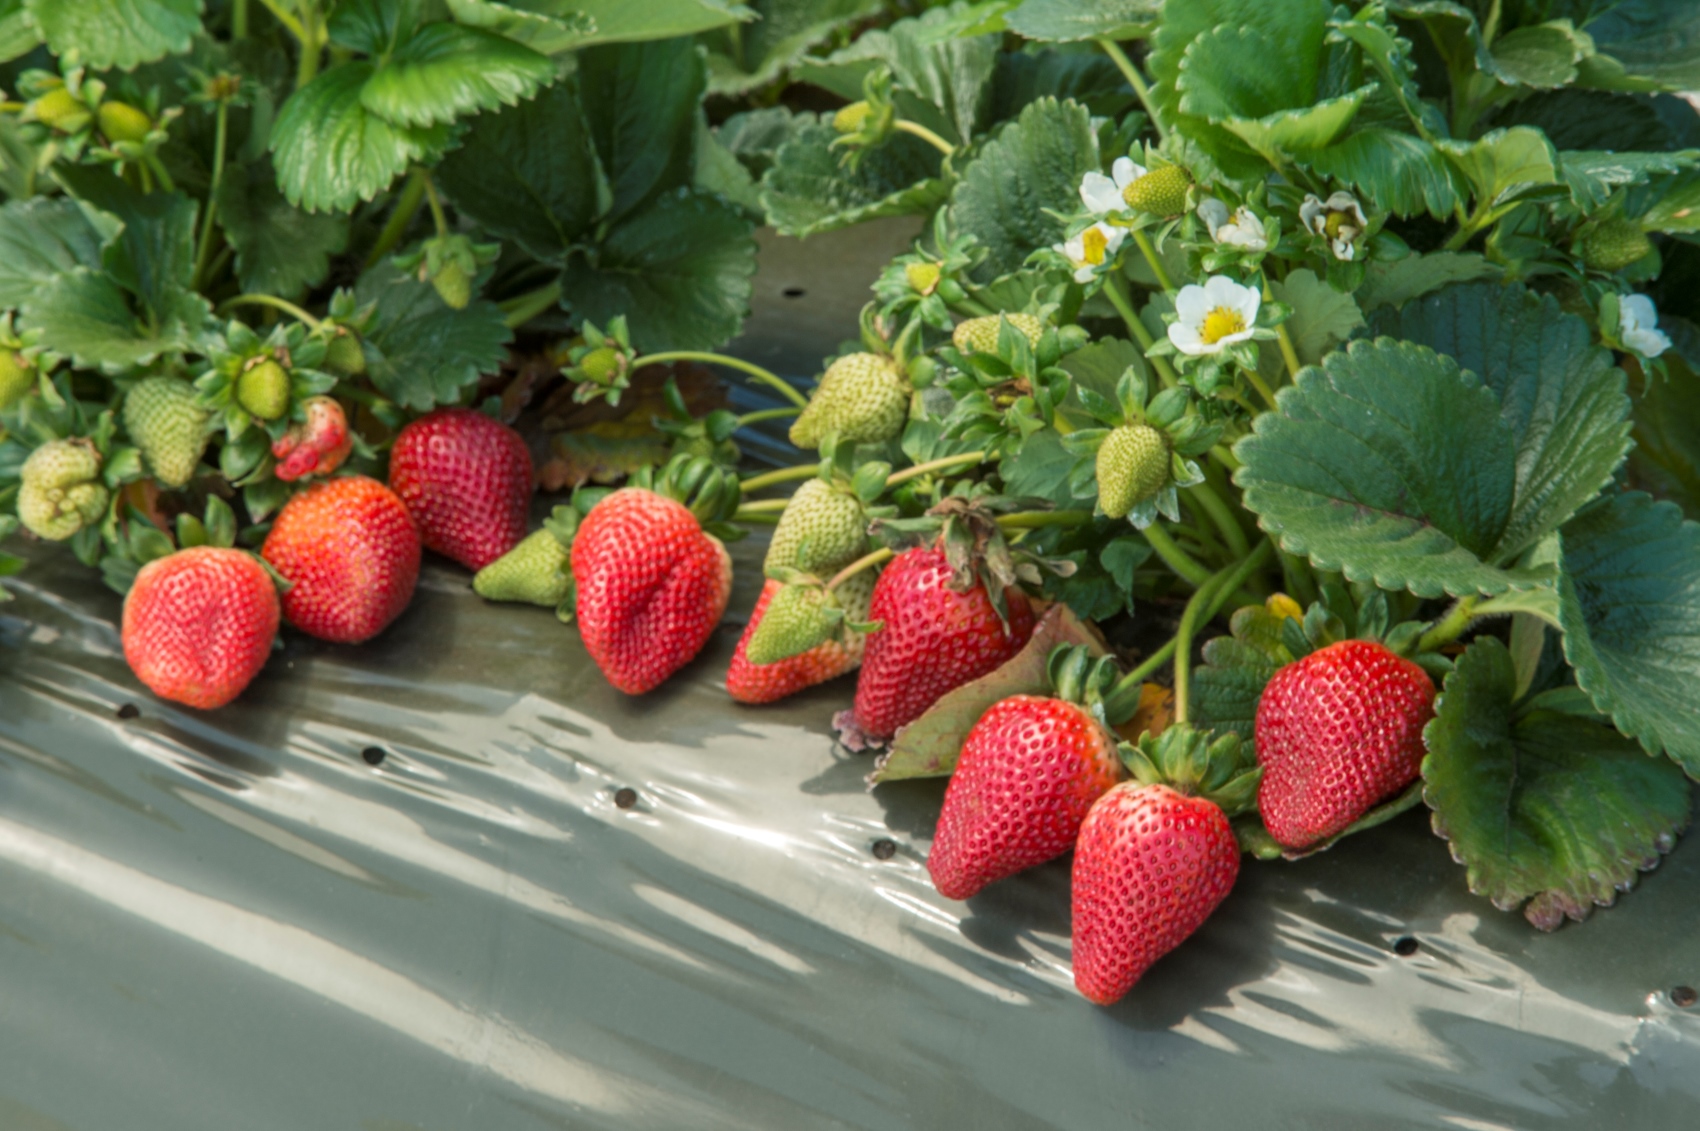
[8,0,1700,1008]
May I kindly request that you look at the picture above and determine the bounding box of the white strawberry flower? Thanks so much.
[1054,222,1127,283]
[1080,156,1145,217]
[1168,275,1261,356]
[1198,198,1269,250]
[1620,294,1672,357]
[1299,191,1368,260]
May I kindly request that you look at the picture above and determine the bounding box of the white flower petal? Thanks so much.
[1625,326,1671,357]
[1217,327,1257,347]
[1621,293,1658,333]
[1112,156,1144,188]
[1079,172,1122,215]
[1098,224,1127,253]
[1169,322,1218,355]
[1331,237,1356,261]
[1073,265,1098,284]
[1202,274,1252,312]
[1062,235,1086,260]
[1198,197,1229,238]
[1299,194,1325,231]
[1174,283,1211,323]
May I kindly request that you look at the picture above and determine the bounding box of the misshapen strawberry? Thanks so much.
[928,690,1120,900]
[389,407,532,570]
[726,571,875,704]
[1071,725,1257,1005]
[838,546,1034,745]
[272,396,352,482]
[122,547,280,709]
[261,476,420,644]
[1255,638,1435,851]
[572,459,740,695]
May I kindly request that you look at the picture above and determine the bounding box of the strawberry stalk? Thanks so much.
[826,546,895,592]
[1102,274,1180,389]
[740,464,820,492]
[1416,595,1481,653]
[629,351,810,409]
[1174,541,1275,725]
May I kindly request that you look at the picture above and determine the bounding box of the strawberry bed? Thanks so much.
[3,0,1700,1123]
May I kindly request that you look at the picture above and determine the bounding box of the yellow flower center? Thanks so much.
[1199,307,1246,345]
[1080,226,1109,266]
[1324,210,1356,242]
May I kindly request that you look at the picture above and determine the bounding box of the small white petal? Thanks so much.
[1062,235,1086,260]
[1073,265,1098,284]
[1112,157,1145,189]
[1625,326,1671,357]
[1079,172,1122,214]
[1098,224,1127,253]
[1174,283,1211,323]
[1332,237,1356,261]
[1299,195,1325,231]
[1202,274,1251,311]
[1621,293,1658,333]
[1198,197,1230,238]
[1217,327,1257,347]
[1169,322,1218,355]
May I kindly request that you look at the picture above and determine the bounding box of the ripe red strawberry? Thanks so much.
[840,547,1034,744]
[388,407,532,570]
[726,574,873,704]
[572,487,732,694]
[928,694,1120,900]
[261,476,421,644]
[1255,638,1435,851]
[122,547,280,710]
[1071,782,1239,1005]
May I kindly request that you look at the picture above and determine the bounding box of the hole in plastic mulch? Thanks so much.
[361,746,386,766]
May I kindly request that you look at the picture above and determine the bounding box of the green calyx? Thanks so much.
[764,478,868,577]
[473,507,581,620]
[236,358,291,420]
[788,352,911,449]
[18,438,107,541]
[1046,643,1120,724]
[1579,220,1652,272]
[123,376,210,489]
[1119,724,1260,817]
[1096,423,1170,519]
[951,313,1044,355]
[1122,164,1191,216]
[639,452,742,527]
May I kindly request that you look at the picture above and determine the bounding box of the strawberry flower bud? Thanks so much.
[1618,294,1672,358]
[1198,197,1269,251]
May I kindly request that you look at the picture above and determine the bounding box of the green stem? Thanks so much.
[366,171,427,268]
[500,280,563,330]
[1278,547,1319,609]
[1111,540,1274,701]
[255,0,304,40]
[219,293,323,332]
[192,100,230,291]
[1173,541,1275,724]
[1184,481,1250,561]
[1210,443,1241,472]
[1242,362,1280,413]
[739,463,820,492]
[1130,228,1177,293]
[997,509,1093,530]
[894,119,955,157]
[632,351,809,409]
[1417,596,1480,654]
[827,546,895,592]
[737,406,801,427]
[1103,274,1180,388]
[951,292,997,318]
[422,169,449,238]
[732,510,781,525]
[884,450,988,488]
[1263,277,1303,383]
[735,497,792,513]
[295,2,322,89]
[232,0,249,38]
[1096,37,1165,140]
[1144,521,1216,590]
[138,160,154,193]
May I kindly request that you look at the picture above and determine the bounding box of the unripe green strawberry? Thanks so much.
[788,352,910,449]
[833,101,872,133]
[97,100,153,144]
[1579,220,1652,272]
[764,478,867,576]
[0,350,33,409]
[474,528,572,607]
[905,262,941,295]
[1122,164,1191,216]
[18,438,107,541]
[578,346,622,385]
[237,358,291,420]
[324,330,366,376]
[1097,423,1169,518]
[745,570,875,666]
[432,260,472,310]
[123,376,209,489]
[951,313,1044,355]
[29,88,91,134]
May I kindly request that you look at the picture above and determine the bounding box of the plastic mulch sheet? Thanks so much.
[2,222,1698,1129]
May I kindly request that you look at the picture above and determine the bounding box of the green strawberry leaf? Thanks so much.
[1561,151,1697,212]
[1297,130,1466,220]
[989,47,1137,122]
[360,22,556,129]
[997,426,1080,507]
[0,197,106,312]
[435,82,601,263]
[20,269,206,373]
[577,36,706,224]
[271,62,456,213]
[1422,636,1692,930]
[1557,491,1700,777]
[1437,127,1564,210]
[559,187,755,353]
[1193,599,1301,740]
[443,0,596,55]
[948,96,1098,282]
[1571,0,1700,92]
[694,114,763,216]
[0,0,39,65]
[703,0,882,96]
[355,263,512,411]
[1627,342,1700,518]
[23,0,200,71]
[1235,338,1554,599]
[543,0,751,46]
[1636,167,1700,234]
[1354,251,1499,312]
[1269,268,1364,365]
[1005,0,1160,42]
[1488,22,1589,89]
[758,114,946,238]
[1370,283,1633,564]
[55,166,196,326]
[1058,336,1144,423]
[815,3,1000,144]
[871,603,1107,783]
[1493,88,1676,151]
[327,0,418,54]
[215,158,350,298]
